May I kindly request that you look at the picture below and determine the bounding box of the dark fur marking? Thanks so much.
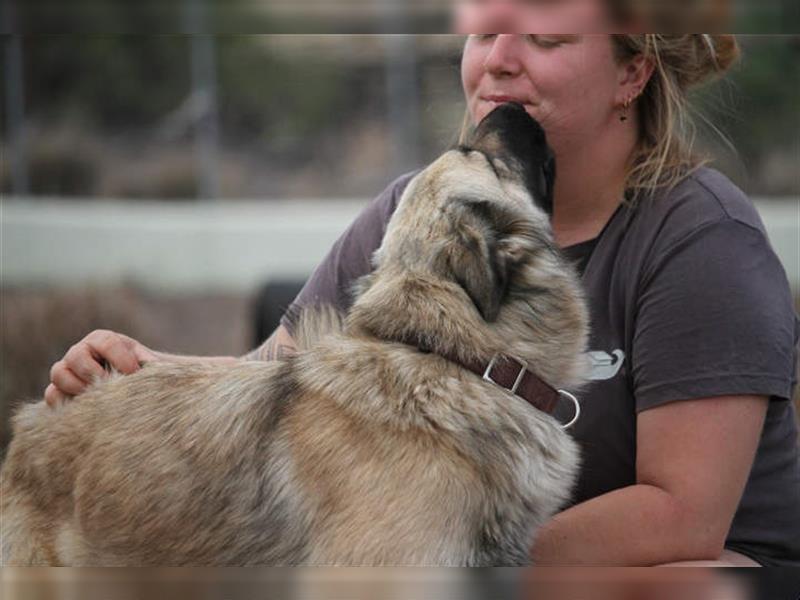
[257,358,300,434]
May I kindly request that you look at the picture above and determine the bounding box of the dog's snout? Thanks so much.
[473,103,548,167]
[467,103,555,216]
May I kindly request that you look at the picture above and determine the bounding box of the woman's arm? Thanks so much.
[531,394,768,566]
[45,329,240,406]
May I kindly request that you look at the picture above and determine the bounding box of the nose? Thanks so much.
[484,34,524,79]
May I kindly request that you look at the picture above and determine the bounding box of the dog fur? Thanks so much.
[1,104,589,566]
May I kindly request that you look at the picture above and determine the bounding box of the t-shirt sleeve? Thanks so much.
[632,217,799,412]
[280,171,417,335]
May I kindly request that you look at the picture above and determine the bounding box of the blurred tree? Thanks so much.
[5,8,798,198]
[21,35,191,130]
[693,35,800,194]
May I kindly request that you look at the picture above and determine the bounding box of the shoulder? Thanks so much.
[627,167,770,256]
[377,170,422,214]
[342,169,423,245]
[672,167,765,230]
[280,170,424,331]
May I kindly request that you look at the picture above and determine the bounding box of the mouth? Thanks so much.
[482,95,532,106]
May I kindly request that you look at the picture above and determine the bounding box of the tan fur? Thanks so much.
[1,107,590,566]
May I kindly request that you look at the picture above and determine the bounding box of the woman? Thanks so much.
[45,32,800,566]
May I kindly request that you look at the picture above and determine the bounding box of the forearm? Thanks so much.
[148,325,298,364]
[531,484,717,566]
[151,350,239,365]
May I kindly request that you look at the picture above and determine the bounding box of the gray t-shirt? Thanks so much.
[281,167,800,566]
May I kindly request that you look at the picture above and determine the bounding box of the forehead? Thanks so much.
[452,0,612,33]
[421,150,531,209]
[428,150,502,194]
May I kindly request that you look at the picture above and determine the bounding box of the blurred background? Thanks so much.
[1,10,799,452]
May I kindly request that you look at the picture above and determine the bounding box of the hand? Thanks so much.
[45,329,158,407]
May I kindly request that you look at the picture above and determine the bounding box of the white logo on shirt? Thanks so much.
[587,350,625,381]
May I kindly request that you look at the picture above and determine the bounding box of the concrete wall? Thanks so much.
[2,198,366,293]
[2,197,798,293]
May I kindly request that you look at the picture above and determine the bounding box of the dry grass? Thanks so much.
[1,285,251,452]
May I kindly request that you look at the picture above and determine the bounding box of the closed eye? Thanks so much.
[457,146,505,182]
[526,35,580,49]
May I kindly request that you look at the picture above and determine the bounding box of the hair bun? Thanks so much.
[684,34,740,88]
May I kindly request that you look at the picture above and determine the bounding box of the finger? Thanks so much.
[50,362,93,397]
[63,343,108,383]
[134,348,157,366]
[121,335,158,365]
[44,383,70,408]
[89,331,140,374]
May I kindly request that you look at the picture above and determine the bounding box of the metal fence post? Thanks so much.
[3,0,29,197]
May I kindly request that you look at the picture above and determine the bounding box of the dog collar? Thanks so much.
[396,336,581,428]
[404,342,581,429]
[465,354,580,429]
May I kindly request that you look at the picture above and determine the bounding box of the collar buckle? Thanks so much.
[482,354,528,395]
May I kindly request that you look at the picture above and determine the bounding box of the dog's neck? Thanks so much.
[346,267,506,366]
[346,261,589,392]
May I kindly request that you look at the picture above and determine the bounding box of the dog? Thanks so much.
[0,103,589,566]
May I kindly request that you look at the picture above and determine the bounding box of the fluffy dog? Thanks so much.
[1,103,589,566]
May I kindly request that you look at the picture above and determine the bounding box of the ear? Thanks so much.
[616,51,654,105]
[437,200,516,322]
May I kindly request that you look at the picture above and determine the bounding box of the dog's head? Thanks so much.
[348,103,588,389]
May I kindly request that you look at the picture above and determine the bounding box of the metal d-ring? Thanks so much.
[557,390,581,429]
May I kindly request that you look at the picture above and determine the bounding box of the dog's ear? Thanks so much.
[437,200,521,322]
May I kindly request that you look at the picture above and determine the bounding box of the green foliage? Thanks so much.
[8,18,798,197]
[691,36,800,192]
[215,38,347,147]
[22,35,191,129]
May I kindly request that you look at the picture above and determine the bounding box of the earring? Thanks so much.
[619,96,632,122]
[619,92,638,122]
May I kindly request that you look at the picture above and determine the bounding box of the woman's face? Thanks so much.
[461,34,627,158]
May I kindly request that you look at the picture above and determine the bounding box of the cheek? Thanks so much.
[531,47,618,135]
[460,42,484,122]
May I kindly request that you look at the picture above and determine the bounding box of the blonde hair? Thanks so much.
[458,34,740,200]
[612,34,740,198]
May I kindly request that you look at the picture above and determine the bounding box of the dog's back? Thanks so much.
[1,360,310,565]
[1,334,578,566]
